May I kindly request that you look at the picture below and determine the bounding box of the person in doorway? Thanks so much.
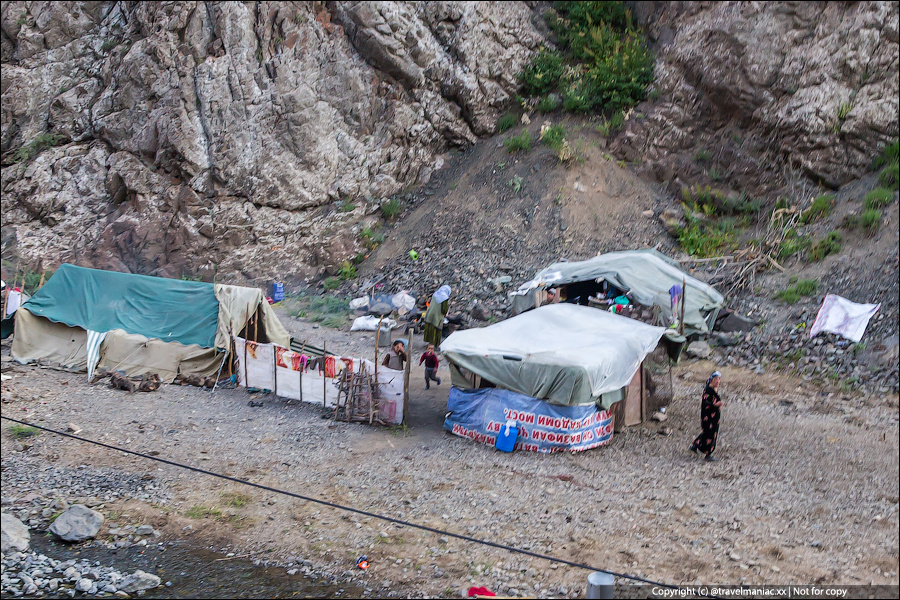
[540,288,557,307]
[419,343,441,389]
[690,370,724,461]
[423,285,451,347]
[382,340,407,370]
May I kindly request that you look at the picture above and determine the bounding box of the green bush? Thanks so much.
[520,50,564,96]
[675,215,736,258]
[496,113,518,133]
[596,111,624,136]
[536,95,560,113]
[809,231,842,261]
[504,130,532,153]
[681,185,761,218]
[777,231,811,259]
[339,199,355,212]
[337,260,357,280]
[521,2,653,116]
[878,160,899,190]
[381,198,402,220]
[359,226,385,250]
[774,279,818,304]
[540,124,566,151]
[872,139,899,170]
[800,194,834,224]
[864,187,894,209]
[11,132,63,164]
[9,425,40,438]
[861,208,881,230]
[322,277,340,291]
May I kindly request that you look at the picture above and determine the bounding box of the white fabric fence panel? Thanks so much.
[233,336,404,424]
[234,337,275,391]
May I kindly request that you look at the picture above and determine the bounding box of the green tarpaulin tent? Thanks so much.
[8,264,289,381]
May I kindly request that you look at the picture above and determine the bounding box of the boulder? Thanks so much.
[716,312,757,333]
[118,570,162,592]
[470,304,491,322]
[49,504,104,542]
[685,340,712,360]
[1,512,30,552]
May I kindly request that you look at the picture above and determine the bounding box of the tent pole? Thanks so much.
[243,336,249,389]
[679,277,686,336]
[374,316,382,403]
[273,345,278,398]
[403,328,412,425]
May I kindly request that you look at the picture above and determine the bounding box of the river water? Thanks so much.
[28,536,364,599]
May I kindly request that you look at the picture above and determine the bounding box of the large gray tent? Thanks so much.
[509,249,724,335]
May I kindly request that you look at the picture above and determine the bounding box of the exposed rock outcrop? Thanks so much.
[618,1,899,195]
[1,1,542,281]
[1,1,897,283]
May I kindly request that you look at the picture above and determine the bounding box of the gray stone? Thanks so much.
[49,505,104,542]
[117,570,161,593]
[685,340,712,360]
[1,512,30,553]
[717,312,757,333]
[134,525,154,536]
[75,578,93,592]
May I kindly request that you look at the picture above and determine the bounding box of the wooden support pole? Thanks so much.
[403,329,412,425]
[678,277,686,336]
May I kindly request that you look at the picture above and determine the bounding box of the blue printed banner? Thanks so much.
[444,387,613,453]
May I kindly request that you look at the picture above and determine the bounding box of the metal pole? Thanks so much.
[322,340,327,408]
[586,571,615,599]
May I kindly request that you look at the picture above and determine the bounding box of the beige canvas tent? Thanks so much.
[7,264,289,381]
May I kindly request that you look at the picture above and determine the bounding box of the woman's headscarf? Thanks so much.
[432,285,451,303]
[706,370,722,386]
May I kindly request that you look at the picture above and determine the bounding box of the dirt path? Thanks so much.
[2,328,898,598]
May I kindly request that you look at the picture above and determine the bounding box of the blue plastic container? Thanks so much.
[272,282,285,303]
[495,421,519,452]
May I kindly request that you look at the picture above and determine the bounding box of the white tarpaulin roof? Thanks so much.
[441,303,667,406]
[510,249,724,334]
[809,294,880,343]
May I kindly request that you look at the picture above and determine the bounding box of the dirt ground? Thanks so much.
[2,310,898,598]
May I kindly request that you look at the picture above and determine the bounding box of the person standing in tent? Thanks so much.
[690,371,724,461]
[423,285,451,348]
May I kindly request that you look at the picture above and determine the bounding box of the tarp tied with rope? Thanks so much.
[8,264,289,382]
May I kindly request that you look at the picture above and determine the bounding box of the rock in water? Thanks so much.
[49,505,104,542]
[118,570,162,592]
[1,512,31,552]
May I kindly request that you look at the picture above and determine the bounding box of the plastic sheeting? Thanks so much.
[440,303,666,407]
[809,294,880,343]
[21,264,220,348]
[510,249,724,334]
[444,387,614,453]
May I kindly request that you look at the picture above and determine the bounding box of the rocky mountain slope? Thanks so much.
[2,1,897,285]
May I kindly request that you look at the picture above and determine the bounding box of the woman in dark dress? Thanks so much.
[690,371,723,462]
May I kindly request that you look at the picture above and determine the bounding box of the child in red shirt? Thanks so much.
[419,343,441,389]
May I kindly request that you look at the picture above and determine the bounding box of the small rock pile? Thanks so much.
[1,547,161,598]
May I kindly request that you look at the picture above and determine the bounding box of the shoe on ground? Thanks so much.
[689,445,699,455]
[437,378,441,385]
[705,454,718,462]
[425,385,430,390]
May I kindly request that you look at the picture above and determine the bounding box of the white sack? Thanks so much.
[350,315,397,331]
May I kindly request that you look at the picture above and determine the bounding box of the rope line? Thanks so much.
[1,415,680,589]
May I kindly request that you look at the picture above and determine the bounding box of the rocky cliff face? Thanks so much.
[618,1,898,197]
[1,1,897,283]
[1,1,543,281]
